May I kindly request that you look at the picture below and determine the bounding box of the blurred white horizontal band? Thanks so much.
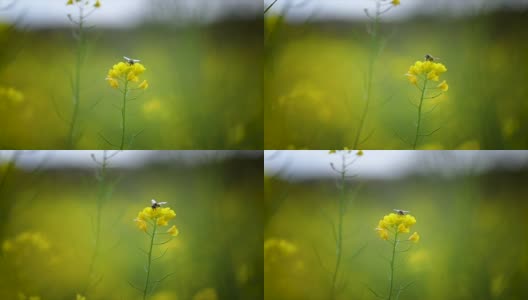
[0,151,262,169]
[264,150,528,181]
[265,0,528,22]
[0,0,261,28]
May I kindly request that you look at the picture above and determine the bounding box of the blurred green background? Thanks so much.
[0,151,263,300]
[264,9,528,149]
[0,18,262,149]
[265,152,528,300]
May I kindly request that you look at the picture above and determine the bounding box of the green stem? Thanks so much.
[120,80,129,150]
[388,231,399,300]
[83,151,111,295]
[353,5,380,149]
[143,220,157,300]
[68,6,84,148]
[412,78,428,150]
[331,155,346,299]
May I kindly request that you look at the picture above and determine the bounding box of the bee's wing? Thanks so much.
[133,59,141,63]
[124,56,130,61]
[158,202,167,205]
[151,199,157,205]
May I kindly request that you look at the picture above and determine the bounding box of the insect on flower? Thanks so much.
[124,56,141,65]
[151,199,167,209]
[393,209,410,215]
[425,54,440,62]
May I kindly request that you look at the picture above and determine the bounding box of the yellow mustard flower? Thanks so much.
[135,218,147,232]
[437,80,449,92]
[138,80,149,90]
[134,203,177,232]
[406,74,418,85]
[376,228,389,240]
[105,60,147,89]
[391,0,400,5]
[375,212,418,241]
[406,60,448,84]
[408,232,420,243]
[66,0,74,5]
[94,0,101,8]
[106,77,118,89]
[167,225,179,237]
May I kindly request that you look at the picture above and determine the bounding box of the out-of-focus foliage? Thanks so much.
[0,153,263,300]
[264,162,528,299]
[0,20,262,149]
[265,12,528,149]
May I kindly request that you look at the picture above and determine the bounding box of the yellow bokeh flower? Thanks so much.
[76,294,86,300]
[193,288,218,300]
[264,238,298,262]
[0,86,25,103]
[167,225,179,237]
[408,232,420,243]
[2,240,13,252]
[66,0,73,5]
[94,0,101,8]
[356,150,364,156]
[391,0,400,5]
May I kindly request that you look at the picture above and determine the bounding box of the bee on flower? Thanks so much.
[134,199,178,236]
[404,55,449,149]
[375,210,418,240]
[372,210,420,298]
[105,58,148,90]
[129,200,180,297]
[102,57,149,149]
[405,58,448,86]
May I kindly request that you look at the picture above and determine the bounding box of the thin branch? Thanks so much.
[264,0,279,14]
[424,93,443,100]
[152,247,169,261]
[153,238,173,246]
[365,284,385,299]
[98,132,118,148]
[418,127,441,137]
[392,129,412,147]
[312,244,331,276]
[423,104,439,115]
[126,280,143,293]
